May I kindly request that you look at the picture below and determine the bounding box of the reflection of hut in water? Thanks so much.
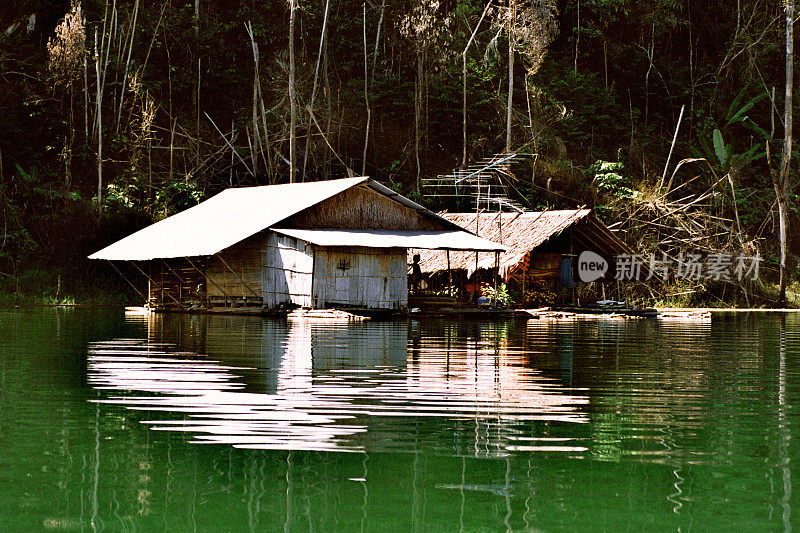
[90,177,503,313]
[411,210,631,305]
[91,316,588,453]
[143,313,409,394]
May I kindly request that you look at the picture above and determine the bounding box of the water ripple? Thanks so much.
[87,319,590,454]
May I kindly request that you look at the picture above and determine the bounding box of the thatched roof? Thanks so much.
[414,210,632,279]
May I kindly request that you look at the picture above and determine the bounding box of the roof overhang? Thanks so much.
[89,177,371,260]
[88,177,504,261]
[271,228,507,251]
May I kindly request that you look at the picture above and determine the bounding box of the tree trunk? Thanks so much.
[361,2,371,176]
[67,82,73,188]
[195,0,201,170]
[303,0,331,180]
[115,0,139,134]
[289,0,297,182]
[506,28,514,153]
[95,30,103,207]
[574,0,580,73]
[247,22,260,178]
[83,54,89,140]
[371,1,386,83]
[776,0,793,306]
[414,51,422,190]
[324,31,332,177]
[462,3,491,167]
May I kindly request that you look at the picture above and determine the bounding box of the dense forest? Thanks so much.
[0,0,796,306]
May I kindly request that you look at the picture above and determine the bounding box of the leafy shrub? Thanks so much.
[482,282,514,308]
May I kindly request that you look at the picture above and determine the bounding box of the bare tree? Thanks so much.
[506,2,515,153]
[399,0,453,189]
[361,2,371,176]
[94,29,103,206]
[462,3,491,167]
[494,0,558,154]
[194,0,201,170]
[288,0,297,182]
[774,0,793,305]
[359,0,385,176]
[245,22,261,178]
[47,2,86,188]
[115,0,139,134]
[302,0,331,180]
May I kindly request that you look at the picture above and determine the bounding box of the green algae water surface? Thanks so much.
[1,308,799,531]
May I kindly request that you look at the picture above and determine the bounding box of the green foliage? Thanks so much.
[693,127,765,174]
[483,283,514,308]
[712,128,729,167]
[724,88,768,130]
[0,0,795,305]
[155,181,205,217]
[590,154,635,199]
[531,65,627,159]
[692,89,769,174]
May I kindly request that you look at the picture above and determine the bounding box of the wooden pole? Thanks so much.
[494,251,499,306]
[161,259,192,302]
[132,262,181,305]
[107,261,146,301]
[446,250,452,295]
[475,251,479,301]
[570,228,577,306]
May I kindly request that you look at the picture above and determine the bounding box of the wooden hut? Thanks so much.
[412,210,632,302]
[90,177,504,312]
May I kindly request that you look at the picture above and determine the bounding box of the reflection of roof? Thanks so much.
[272,228,506,251]
[414,210,631,278]
[89,177,495,260]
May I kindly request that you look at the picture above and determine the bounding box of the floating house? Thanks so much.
[412,209,631,291]
[90,177,505,312]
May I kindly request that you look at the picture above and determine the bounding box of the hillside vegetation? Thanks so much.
[0,0,796,306]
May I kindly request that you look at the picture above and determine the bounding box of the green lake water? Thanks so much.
[1,308,799,531]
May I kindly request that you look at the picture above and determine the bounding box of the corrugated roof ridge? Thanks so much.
[89,176,372,260]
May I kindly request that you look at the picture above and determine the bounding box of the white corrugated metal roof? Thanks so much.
[272,228,507,251]
[90,177,371,260]
[89,177,506,261]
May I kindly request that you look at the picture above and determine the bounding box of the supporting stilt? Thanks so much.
[132,262,181,305]
[475,251,479,301]
[107,260,147,301]
[161,259,191,301]
[493,251,499,304]
[446,250,452,294]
